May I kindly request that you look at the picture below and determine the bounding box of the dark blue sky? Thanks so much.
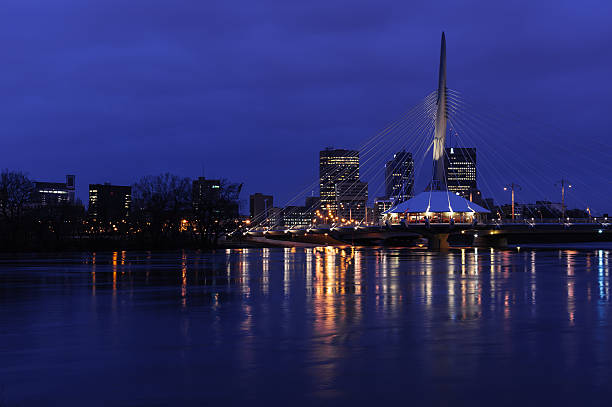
[2,0,611,213]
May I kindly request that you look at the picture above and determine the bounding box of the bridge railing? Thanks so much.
[382,218,610,227]
[488,218,609,225]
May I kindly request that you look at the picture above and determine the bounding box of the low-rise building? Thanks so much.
[31,175,75,206]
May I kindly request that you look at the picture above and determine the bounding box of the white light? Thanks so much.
[474,234,478,238]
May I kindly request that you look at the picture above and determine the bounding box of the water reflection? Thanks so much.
[181,251,187,308]
[72,248,612,326]
[599,250,609,302]
[262,247,270,295]
[566,251,576,325]
[2,247,612,405]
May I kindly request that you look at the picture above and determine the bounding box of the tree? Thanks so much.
[132,173,192,243]
[0,169,34,244]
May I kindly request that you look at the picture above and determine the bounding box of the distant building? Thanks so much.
[374,198,393,223]
[335,181,368,222]
[88,183,131,229]
[303,196,320,225]
[385,151,414,202]
[282,206,311,228]
[266,207,283,228]
[192,177,221,213]
[31,174,75,206]
[319,148,360,213]
[304,196,320,213]
[250,193,273,224]
[444,147,477,197]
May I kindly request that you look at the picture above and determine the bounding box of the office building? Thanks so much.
[250,193,273,224]
[335,181,368,222]
[319,148,360,213]
[374,198,393,223]
[266,207,283,228]
[444,147,477,197]
[88,183,131,229]
[282,206,312,228]
[192,177,221,213]
[31,174,75,206]
[385,151,414,202]
[192,177,241,222]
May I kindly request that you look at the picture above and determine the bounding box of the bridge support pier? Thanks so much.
[428,233,450,250]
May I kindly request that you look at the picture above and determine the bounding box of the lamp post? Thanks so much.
[555,178,572,219]
[504,183,521,222]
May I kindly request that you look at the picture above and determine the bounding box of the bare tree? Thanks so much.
[132,173,192,243]
[0,169,35,243]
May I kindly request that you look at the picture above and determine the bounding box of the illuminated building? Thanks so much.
[335,181,368,222]
[266,207,283,227]
[282,206,311,228]
[193,177,240,222]
[319,148,360,212]
[444,147,477,197]
[88,183,131,229]
[249,193,273,224]
[374,198,393,223]
[192,177,221,213]
[385,151,414,202]
[31,174,75,206]
[385,190,489,223]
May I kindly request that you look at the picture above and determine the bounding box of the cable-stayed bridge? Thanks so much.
[233,33,611,249]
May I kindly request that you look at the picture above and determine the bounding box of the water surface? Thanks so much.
[1,248,611,406]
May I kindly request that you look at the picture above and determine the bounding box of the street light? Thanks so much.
[504,183,521,222]
[555,178,571,219]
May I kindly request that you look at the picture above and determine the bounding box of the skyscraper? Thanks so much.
[319,148,360,212]
[385,151,414,202]
[444,147,477,196]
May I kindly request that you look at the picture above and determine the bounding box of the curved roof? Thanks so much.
[384,191,490,214]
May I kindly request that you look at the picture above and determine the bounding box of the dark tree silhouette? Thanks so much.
[132,173,192,244]
[0,169,34,244]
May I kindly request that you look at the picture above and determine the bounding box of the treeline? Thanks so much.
[0,169,242,252]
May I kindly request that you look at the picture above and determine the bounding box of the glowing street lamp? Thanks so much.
[504,183,521,222]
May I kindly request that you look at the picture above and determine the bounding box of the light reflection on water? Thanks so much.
[1,248,612,405]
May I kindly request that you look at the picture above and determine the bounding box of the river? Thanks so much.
[1,247,611,405]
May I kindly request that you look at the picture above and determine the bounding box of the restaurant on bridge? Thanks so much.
[383,190,490,224]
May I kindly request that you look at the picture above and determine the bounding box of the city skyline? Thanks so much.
[19,135,606,216]
[2,4,611,406]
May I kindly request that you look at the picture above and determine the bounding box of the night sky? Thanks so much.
[2,0,611,213]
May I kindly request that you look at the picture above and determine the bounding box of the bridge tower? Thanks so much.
[431,32,448,190]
